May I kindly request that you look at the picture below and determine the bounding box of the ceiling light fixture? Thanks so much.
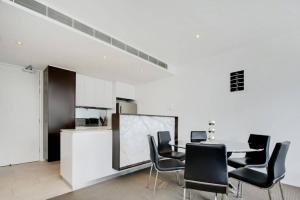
[16,41,23,46]
[103,55,107,60]
[196,34,200,39]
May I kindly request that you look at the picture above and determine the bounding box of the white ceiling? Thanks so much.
[1,0,299,83]
[0,1,173,84]
[37,0,300,67]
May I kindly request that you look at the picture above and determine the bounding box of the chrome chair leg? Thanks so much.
[268,189,272,200]
[147,164,153,188]
[176,171,180,186]
[183,188,186,200]
[221,194,227,200]
[154,170,159,194]
[236,181,240,197]
[214,193,218,200]
[189,190,191,200]
[279,182,285,200]
[240,182,243,197]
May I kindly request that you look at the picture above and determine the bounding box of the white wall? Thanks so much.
[136,32,300,186]
[0,63,40,166]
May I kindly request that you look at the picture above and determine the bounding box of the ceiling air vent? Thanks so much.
[95,31,111,44]
[139,51,149,60]
[157,61,168,69]
[149,56,158,64]
[74,20,93,36]
[230,70,244,92]
[47,8,72,27]
[8,0,169,70]
[112,38,126,50]
[126,45,138,56]
[15,0,46,15]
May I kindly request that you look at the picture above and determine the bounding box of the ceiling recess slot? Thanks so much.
[230,70,244,92]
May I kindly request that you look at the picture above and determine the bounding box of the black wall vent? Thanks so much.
[230,70,244,92]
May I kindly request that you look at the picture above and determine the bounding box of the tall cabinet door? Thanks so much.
[104,81,113,108]
[44,66,75,161]
[76,74,86,107]
[76,74,112,108]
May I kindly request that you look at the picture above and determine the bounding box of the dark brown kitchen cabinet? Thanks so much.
[43,66,75,161]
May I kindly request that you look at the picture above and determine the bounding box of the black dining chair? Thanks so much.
[157,131,185,161]
[191,131,207,142]
[228,134,271,169]
[229,141,290,200]
[147,135,185,193]
[183,143,229,200]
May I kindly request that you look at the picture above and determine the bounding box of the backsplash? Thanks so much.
[76,107,107,127]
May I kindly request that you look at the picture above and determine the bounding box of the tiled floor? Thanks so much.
[0,161,71,200]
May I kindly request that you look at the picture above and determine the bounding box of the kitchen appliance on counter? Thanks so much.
[76,118,100,127]
[116,102,137,114]
[75,107,108,127]
[75,117,108,127]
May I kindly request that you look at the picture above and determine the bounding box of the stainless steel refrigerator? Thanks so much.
[116,102,137,114]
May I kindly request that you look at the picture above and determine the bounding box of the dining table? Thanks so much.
[171,138,263,196]
[172,139,263,153]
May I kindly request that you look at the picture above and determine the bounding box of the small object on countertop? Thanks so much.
[208,120,216,140]
[208,120,216,126]
[100,116,108,126]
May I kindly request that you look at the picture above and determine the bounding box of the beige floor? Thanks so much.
[0,161,71,200]
[51,169,300,200]
[1,162,300,200]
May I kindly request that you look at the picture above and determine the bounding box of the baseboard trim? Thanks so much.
[69,163,151,190]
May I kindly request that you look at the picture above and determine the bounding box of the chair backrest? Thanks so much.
[267,141,290,183]
[184,143,228,193]
[191,131,207,142]
[157,131,172,154]
[246,134,271,164]
[147,135,159,165]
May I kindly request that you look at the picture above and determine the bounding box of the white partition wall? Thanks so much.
[113,114,177,169]
[0,63,40,166]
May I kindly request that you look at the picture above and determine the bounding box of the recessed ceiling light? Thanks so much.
[16,41,23,46]
[103,55,107,59]
[195,34,200,39]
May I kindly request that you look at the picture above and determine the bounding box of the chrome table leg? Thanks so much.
[279,182,285,200]
[268,189,272,200]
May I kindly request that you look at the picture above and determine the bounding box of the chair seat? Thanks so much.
[229,168,274,188]
[160,151,185,161]
[156,158,185,171]
[228,157,267,168]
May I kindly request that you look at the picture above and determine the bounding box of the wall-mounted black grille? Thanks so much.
[230,70,244,92]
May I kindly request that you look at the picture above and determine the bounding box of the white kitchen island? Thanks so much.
[60,127,149,190]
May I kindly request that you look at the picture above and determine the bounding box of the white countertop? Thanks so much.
[61,126,112,133]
